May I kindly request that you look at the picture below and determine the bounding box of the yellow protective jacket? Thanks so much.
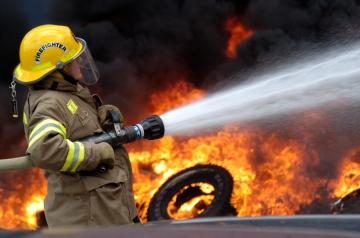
[22,77,137,228]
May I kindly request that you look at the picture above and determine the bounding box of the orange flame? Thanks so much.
[0,169,46,229]
[225,16,253,59]
[167,182,215,219]
[332,148,360,198]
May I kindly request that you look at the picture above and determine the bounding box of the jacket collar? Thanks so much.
[30,76,96,106]
[30,76,77,92]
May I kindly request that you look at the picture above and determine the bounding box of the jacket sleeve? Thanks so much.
[25,101,104,172]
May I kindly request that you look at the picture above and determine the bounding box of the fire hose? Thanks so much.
[0,115,165,171]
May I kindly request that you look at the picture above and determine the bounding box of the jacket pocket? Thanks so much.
[81,164,128,191]
[47,172,88,194]
[44,192,89,228]
[89,182,133,225]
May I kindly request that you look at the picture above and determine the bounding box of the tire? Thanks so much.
[147,164,234,221]
[332,189,360,214]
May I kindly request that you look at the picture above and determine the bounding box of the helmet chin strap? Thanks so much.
[59,69,78,85]
[56,61,78,85]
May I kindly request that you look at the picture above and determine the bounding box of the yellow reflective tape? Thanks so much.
[70,142,85,173]
[28,119,66,148]
[23,112,28,126]
[60,140,75,172]
[31,62,53,71]
[28,127,65,148]
[29,118,66,139]
[66,99,78,114]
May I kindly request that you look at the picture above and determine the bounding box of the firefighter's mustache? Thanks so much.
[0,115,165,171]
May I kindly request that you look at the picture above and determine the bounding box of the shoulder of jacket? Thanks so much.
[29,90,69,108]
[28,90,71,121]
[39,90,67,101]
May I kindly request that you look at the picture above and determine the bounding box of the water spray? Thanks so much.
[160,43,360,135]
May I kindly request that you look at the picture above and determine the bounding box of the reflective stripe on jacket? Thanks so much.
[28,118,86,173]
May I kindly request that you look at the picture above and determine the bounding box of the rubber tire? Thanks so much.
[334,189,360,214]
[147,164,233,221]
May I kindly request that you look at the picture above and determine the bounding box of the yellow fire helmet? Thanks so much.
[13,24,99,85]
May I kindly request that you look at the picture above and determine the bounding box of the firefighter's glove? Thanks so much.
[96,142,115,170]
[98,104,124,131]
[80,142,115,171]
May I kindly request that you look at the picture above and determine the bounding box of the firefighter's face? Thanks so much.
[64,61,83,81]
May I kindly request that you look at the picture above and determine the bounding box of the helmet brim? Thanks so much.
[14,64,57,85]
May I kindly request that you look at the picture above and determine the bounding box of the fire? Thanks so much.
[167,183,215,219]
[225,16,252,59]
[0,168,46,229]
[149,78,204,115]
[25,195,44,227]
[332,148,360,198]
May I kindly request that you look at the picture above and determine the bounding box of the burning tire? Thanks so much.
[332,189,360,214]
[147,164,234,221]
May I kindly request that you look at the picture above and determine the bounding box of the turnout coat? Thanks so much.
[22,77,137,228]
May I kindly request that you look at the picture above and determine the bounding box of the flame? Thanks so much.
[149,78,204,115]
[225,16,252,59]
[332,148,360,198]
[25,196,44,227]
[167,183,215,219]
[0,169,46,229]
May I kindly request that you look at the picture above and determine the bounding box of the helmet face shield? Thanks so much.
[71,38,100,85]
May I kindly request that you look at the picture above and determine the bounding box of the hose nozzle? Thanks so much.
[134,115,165,140]
[80,115,165,146]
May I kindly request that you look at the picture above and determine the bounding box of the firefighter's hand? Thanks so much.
[77,142,115,172]
[96,142,115,169]
[98,104,124,131]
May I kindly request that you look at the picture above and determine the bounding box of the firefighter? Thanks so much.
[12,24,138,228]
